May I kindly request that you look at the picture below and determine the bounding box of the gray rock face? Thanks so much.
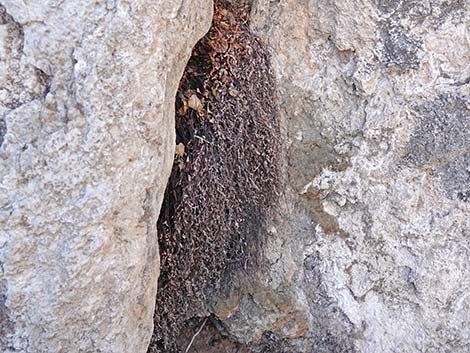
[0,1,212,352]
[211,1,470,352]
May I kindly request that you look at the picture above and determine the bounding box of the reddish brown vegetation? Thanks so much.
[148,1,281,351]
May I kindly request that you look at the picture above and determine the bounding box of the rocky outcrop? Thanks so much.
[0,1,212,352]
[1,0,469,352]
[210,1,470,352]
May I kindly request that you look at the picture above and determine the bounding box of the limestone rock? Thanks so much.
[211,1,470,352]
[0,1,212,352]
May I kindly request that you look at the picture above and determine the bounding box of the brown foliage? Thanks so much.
[148,0,281,351]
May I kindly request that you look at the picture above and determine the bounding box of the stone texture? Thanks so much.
[0,1,212,352]
[211,1,470,352]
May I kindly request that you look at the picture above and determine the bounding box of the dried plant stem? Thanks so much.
[184,318,208,353]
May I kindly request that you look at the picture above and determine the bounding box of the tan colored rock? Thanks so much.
[0,1,212,352]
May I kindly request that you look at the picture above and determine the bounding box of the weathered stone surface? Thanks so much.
[211,1,470,352]
[0,1,212,352]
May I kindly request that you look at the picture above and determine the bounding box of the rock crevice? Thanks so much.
[149,1,282,351]
[1,1,469,352]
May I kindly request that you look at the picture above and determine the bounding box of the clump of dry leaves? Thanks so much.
[149,0,281,351]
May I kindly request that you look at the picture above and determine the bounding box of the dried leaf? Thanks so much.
[228,87,239,97]
[188,94,203,113]
[177,104,187,116]
[175,143,185,157]
[211,38,229,53]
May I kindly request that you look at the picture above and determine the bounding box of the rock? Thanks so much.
[210,1,470,352]
[0,1,212,352]
[1,0,469,352]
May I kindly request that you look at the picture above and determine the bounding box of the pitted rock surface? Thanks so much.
[0,1,212,352]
